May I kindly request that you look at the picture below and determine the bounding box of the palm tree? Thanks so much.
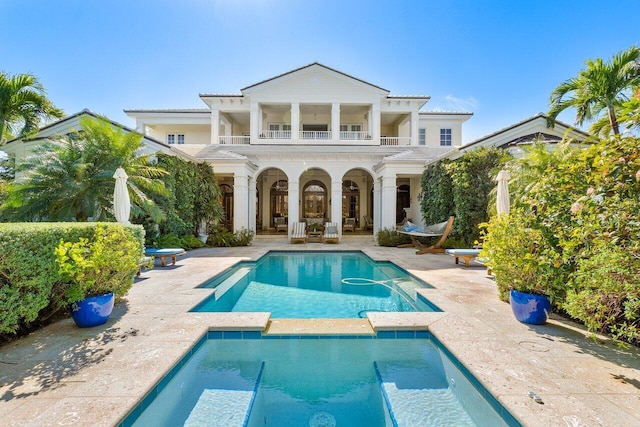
[1,116,168,221]
[0,72,64,143]
[547,46,640,136]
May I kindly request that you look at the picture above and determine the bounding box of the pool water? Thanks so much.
[192,251,440,318]
[121,332,520,427]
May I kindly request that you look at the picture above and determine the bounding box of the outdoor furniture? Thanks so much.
[323,222,339,244]
[445,248,481,268]
[397,216,455,255]
[290,222,307,243]
[343,217,356,232]
[274,217,287,232]
[144,248,186,267]
[363,215,373,231]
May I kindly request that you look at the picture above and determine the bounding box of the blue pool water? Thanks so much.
[192,251,440,318]
[121,332,520,427]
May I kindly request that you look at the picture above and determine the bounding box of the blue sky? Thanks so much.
[1,0,638,143]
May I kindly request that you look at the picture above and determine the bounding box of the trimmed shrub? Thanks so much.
[207,226,254,247]
[0,222,144,337]
[376,228,411,247]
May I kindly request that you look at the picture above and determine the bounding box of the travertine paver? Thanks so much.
[0,235,638,426]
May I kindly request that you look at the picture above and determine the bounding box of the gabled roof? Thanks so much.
[238,62,389,93]
[462,113,590,150]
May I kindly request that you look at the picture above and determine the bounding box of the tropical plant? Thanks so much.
[1,116,168,222]
[547,45,640,136]
[375,227,411,247]
[0,71,64,143]
[207,226,254,247]
[55,224,143,304]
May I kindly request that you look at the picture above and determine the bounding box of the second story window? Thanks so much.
[167,133,185,145]
[419,128,426,145]
[440,128,452,146]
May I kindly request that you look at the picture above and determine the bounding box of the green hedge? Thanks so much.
[0,222,144,336]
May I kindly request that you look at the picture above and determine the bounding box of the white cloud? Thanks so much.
[430,95,479,112]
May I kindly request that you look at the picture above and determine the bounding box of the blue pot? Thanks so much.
[509,289,551,325]
[70,292,115,328]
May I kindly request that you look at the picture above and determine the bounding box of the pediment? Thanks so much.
[241,63,389,100]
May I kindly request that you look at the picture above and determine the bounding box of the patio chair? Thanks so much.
[274,217,287,233]
[290,222,307,244]
[343,217,356,232]
[397,216,454,254]
[363,215,373,231]
[323,222,339,244]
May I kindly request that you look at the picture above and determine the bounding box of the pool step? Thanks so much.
[184,362,264,427]
[374,361,476,427]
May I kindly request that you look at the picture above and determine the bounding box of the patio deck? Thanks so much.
[0,235,638,426]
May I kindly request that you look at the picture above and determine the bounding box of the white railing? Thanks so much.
[339,131,371,140]
[219,135,250,145]
[259,130,291,139]
[300,131,331,139]
[381,137,411,146]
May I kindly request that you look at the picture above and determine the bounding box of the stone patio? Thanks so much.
[0,235,638,426]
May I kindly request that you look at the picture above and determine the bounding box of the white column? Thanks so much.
[331,103,340,142]
[136,121,146,135]
[248,175,256,232]
[381,175,397,230]
[211,109,220,144]
[291,102,299,140]
[233,172,248,231]
[410,110,419,146]
[250,103,259,141]
[373,178,381,233]
[372,104,380,141]
[287,180,300,236]
[331,180,343,235]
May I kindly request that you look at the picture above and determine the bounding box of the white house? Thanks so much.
[125,63,473,238]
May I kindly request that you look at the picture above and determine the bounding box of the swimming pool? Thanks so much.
[120,331,520,426]
[192,251,440,318]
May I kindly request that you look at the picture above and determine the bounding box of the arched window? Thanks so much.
[303,181,326,219]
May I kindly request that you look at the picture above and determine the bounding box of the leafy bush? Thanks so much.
[376,228,411,247]
[55,224,143,304]
[421,147,507,245]
[481,136,640,346]
[181,234,205,249]
[0,222,144,336]
[155,233,183,248]
[207,226,254,247]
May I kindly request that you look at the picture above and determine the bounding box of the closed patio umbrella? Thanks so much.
[496,170,510,215]
[113,167,131,224]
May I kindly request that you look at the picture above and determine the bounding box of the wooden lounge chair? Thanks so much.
[144,248,186,267]
[323,222,339,244]
[397,216,455,254]
[343,217,356,232]
[445,248,481,268]
[363,215,374,231]
[290,222,307,244]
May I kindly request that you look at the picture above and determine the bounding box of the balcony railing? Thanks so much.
[219,135,250,145]
[380,137,411,146]
[339,131,371,140]
[259,130,291,139]
[300,131,331,139]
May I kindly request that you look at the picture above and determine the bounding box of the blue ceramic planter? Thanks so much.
[70,292,115,328]
[509,289,551,325]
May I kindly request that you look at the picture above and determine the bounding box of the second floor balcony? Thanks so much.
[216,131,411,145]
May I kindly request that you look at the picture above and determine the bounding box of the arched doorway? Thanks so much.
[303,180,327,221]
[220,184,234,231]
